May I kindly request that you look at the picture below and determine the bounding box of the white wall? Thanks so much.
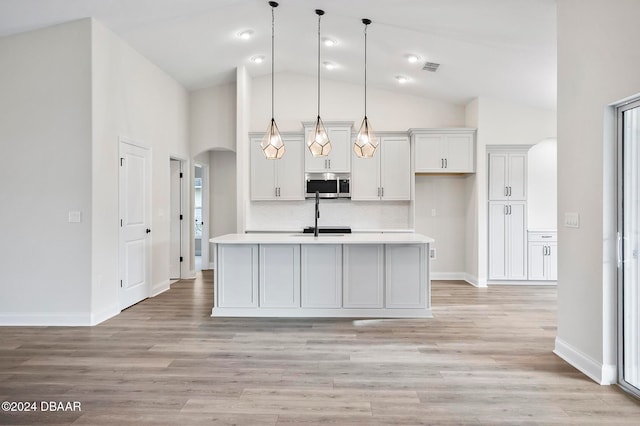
[528,138,557,229]
[556,0,640,384]
[190,83,236,155]
[92,19,190,313]
[210,150,238,237]
[415,176,468,276]
[0,18,190,325]
[468,97,556,285]
[0,20,93,324]
[251,72,465,132]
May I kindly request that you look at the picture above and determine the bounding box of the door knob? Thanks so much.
[146,228,151,234]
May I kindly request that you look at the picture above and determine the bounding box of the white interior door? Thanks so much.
[169,159,182,279]
[119,141,151,310]
[620,100,640,396]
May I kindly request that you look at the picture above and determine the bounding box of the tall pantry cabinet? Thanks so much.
[488,148,528,280]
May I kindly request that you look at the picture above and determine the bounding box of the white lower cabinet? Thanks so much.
[259,244,300,308]
[385,245,427,308]
[488,201,527,280]
[218,244,258,308]
[528,232,557,281]
[301,245,342,308]
[343,245,384,308]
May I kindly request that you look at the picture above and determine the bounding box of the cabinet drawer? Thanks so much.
[528,231,557,242]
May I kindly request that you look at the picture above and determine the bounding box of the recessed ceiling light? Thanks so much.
[406,54,419,63]
[395,75,410,84]
[251,55,265,64]
[322,37,337,47]
[323,61,336,70]
[237,30,254,40]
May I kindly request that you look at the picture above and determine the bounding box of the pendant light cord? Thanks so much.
[364,23,367,117]
[271,5,275,121]
[317,12,321,120]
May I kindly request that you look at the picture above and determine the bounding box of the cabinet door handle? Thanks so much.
[505,186,508,197]
[445,158,448,168]
[508,186,512,197]
[381,187,384,197]
[508,205,512,215]
[505,205,508,215]
[328,159,331,169]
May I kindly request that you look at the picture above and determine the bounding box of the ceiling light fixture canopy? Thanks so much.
[354,18,378,159]
[307,9,331,157]
[260,1,285,159]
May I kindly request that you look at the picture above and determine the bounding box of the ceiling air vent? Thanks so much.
[422,62,440,72]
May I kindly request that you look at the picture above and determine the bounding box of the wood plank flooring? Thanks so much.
[1,272,639,425]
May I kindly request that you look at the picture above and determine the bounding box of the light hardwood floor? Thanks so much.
[1,272,639,425]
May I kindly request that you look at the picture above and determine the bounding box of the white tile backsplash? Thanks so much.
[247,200,411,231]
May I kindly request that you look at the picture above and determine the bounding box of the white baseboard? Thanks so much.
[489,280,557,286]
[0,312,92,326]
[207,262,215,270]
[554,337,617,385]
[431,272,467,281]
[431,272,486,288]
[151,280,170,297]
[90,305,120,326]
[468,273,487,288]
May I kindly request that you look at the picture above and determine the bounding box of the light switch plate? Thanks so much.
[68,211,81,223]
[564,212,579,228]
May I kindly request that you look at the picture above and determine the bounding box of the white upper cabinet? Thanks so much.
[488,151,527,200]
[412,128,476,173]
[303,121,352,173]
[351,134,411,201]
[250,133,305,201]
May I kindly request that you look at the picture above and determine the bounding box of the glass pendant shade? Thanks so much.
[261,118,284,159]
[308,115,332,157]
[354,116,378,158]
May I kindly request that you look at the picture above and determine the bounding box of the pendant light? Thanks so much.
[307,9,331,157]
[261,1,285,159]
[354,18,378,158]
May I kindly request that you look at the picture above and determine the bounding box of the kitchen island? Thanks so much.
[210,233,434,318]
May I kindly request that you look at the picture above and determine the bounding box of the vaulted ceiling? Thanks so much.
[0,0,557,110]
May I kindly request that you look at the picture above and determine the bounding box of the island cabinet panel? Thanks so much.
[385,244,427,308]
[218,244,258,308]
[259,244,301,308]
[301,245,342,308]
[343,245,384,308]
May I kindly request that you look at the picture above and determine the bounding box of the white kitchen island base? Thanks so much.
[210,233,433,318]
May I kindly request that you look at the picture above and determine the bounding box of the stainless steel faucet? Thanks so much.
[314,190,320,237]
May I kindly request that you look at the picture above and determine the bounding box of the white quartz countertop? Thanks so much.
[210,232,434,245]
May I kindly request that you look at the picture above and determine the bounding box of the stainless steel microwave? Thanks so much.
[305,173,350,199]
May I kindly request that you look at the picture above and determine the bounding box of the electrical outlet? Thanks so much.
[564,212,580,228]
[429,247,437,260]
[68,211,81,223]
